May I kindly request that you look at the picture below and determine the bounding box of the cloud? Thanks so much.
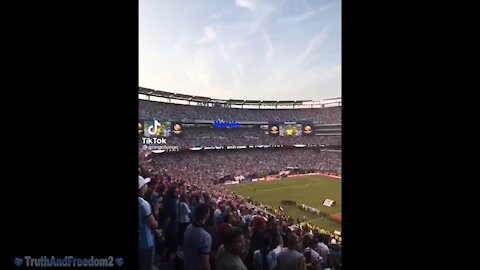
[195,27,217,44]
[262,32,274,60]
[235,0,256,12]
[219,44,230,62]
[278,5,331,25]
[316,65,341,83]
[139,0,341,100]
[233,63,245,85]
[218,39,246,64]
[296,30,328,65]
[260,64,341,100]
[183,63,214,96]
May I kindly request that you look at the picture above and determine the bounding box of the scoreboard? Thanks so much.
[268,121,314,136]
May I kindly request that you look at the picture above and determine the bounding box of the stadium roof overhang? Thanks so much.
[139,87,338,107]
[228,99,246,105]
[191,96,211,102]
[140,88,175,99]
[259,100,277,105]
[138,87,155,95]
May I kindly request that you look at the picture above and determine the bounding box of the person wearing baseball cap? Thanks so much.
[139,176,158,270]
[139,175,151,190]
[252,216,267,231]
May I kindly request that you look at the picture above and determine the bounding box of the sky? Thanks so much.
[139,0,341,101]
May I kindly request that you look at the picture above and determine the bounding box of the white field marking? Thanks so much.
[257,183,321,192]
[306,217,326,223]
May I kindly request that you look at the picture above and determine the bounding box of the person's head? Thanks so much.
[166,186,177,199]
[138,176,151,197]
[146,178,157,196]
[316,234,325,245]
[195,203,211,225]
[223,211,234,224]
[189,194,198,205]
[253,216,267,231]
[303,234,314,249]
[223,227,245,256]
[232,211,242,225]
[209,197,217,207]
[179,193,188,203]
[239,223,252,239]
[287,234,302,251]
[330,238,338,246]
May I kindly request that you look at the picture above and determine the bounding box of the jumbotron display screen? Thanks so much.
[279,124,303,136]
[269,121,314,136]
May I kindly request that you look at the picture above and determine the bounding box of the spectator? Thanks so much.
[139,176,158,270]
[178,193,192,248]
[215,227,248,270]
[189,195,199,222]
[265,226,284,270]
[250,217,270,270]
[144,177,159,220]
[302,234,322,270]
[314,234,330,269]
[184,203,212,270]
[276,234,306,270]
[328,239,342,270]
[163,186,178,269]
[213,211,234,252]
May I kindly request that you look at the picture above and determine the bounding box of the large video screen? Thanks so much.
[279,124,303,136]
[269,121,314,136]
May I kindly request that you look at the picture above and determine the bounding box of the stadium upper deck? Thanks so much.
[139,87,342,124]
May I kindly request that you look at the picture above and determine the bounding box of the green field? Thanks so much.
[226,176,341,232]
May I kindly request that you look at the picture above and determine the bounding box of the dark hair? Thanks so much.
[205,205,215,226]
[287,234,300,249]
[303,234,314,248]
[189,195,198,204]
[223,227,244,245]
[316,234,324,244]
[195,203,210,222]
[147,178,157,188]
[223,211,232,223]
[166,186,176,198]
[239,223,251,237]
[179,193,188,203]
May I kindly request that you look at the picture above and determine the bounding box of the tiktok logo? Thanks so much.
[147,120,162,136]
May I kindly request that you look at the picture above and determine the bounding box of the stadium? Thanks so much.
[138,87,342,270]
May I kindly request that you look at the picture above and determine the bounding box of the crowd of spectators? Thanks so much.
[139,168,342,270]
[140,126,341,149]
[140,149,341,183]
[139,100,341,124]
[138,99,342,270]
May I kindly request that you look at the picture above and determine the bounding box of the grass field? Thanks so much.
[226,176,341,232]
